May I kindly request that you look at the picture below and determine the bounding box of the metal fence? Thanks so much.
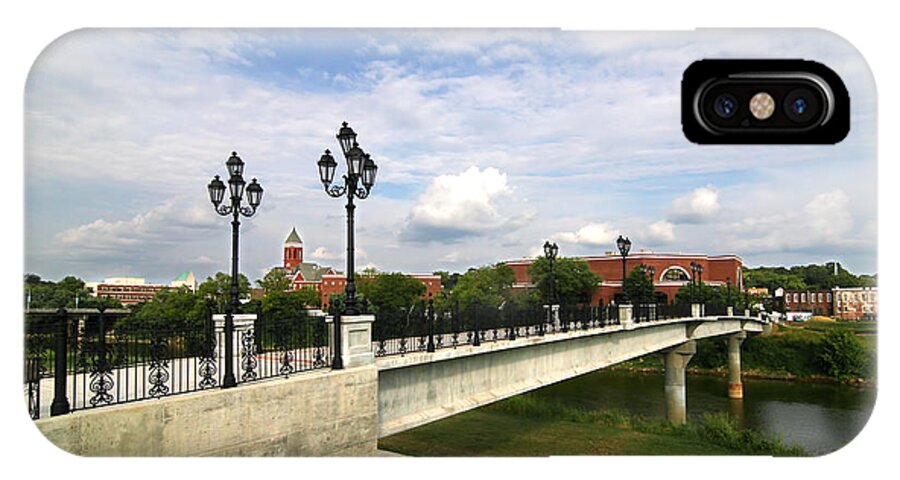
[373,300,621,357]
[24,306,330,420]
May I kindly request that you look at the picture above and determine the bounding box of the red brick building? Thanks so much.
[280,227,441,307]
[505,252,743,305]
[832,287,878,321]
[783,289,834,316]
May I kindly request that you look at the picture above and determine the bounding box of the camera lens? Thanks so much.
[713,94,738,118]
[784,88,819,123]
[792,98,808,115]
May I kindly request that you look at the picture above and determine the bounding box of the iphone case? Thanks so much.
[23,28,876,457]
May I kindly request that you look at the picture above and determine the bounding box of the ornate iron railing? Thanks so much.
[704,303,730,317]
[373,300,621,357]
[23,307,330,420]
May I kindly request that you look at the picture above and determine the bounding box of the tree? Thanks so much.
[528,257,601,305]
[623,266,654,304]
[719,282,743,307]
[452,264,515,310]
[130,286,206,330]
[257,267,291,294]
[23,274,122,310]
[433,271,462,291]
[675,281,718,305]
[198,272,251,313]
[357,272,426,311]
[261,289,314,321]
[817,329,870,379]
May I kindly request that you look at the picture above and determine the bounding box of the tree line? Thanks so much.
[743,262,876,292]
[26,260,874,325]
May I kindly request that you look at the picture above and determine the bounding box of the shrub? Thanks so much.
[817,329,870,379]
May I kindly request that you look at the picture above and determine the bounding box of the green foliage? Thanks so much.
[623,266,654,304]
[433,270,462,291]
[256,267,291,294]
[357,272,426,312]
[197,272,250,313]
[261,290,312,321]
[130,287,207,329]
[452,264,516,310]
[528,257,602,305]
[486,395,805,456]
[740,329,824,377]
[692,412,806,456]
[24,273,123,310]
[686,326,876,381]
[674,282,717,305]
[743,262,875,291]
[817,329,871,379]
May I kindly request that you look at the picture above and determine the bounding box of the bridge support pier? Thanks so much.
[727,331,746,399]
[662,340,696,424]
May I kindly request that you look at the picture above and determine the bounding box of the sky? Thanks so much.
[23,28,878,284]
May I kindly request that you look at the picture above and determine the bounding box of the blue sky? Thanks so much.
[24,29,877,284]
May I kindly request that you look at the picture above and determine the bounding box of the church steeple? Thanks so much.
[283,227,304,271]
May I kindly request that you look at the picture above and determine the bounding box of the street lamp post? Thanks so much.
[317,122,378,370]
[207,151,264,388]
[616,235,632,303]
[543,241,559,333]
[690,262,704,304]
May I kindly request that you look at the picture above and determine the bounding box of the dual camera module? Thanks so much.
[682,60,849,144]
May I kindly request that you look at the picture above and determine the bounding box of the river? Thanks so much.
[528,370,876,456]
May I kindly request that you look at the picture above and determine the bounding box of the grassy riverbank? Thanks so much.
[615,321,876,385]
[379,394,806,456]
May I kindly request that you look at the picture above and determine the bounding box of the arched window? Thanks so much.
[660,266,690,282]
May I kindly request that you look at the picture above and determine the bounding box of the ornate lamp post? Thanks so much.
[543,241,559,333]
[317,122,378,369]
[616,235,632,303]
[690,262,704,304]
[207,151,264,388]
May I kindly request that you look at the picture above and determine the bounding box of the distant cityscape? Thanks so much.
[23,226,877,323]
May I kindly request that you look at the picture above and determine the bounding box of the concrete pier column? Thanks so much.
[662,340,696,424]
[726,306,734,316]
[727,331,747,399]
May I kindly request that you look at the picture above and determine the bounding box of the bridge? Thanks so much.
[28,304,768,456]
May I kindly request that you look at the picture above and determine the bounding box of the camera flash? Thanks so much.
[749,92,775,120]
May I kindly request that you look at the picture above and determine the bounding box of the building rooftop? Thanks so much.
[284,227,303,245]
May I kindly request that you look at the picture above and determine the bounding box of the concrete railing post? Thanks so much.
[726,306,734,317]
[691,303,702,318]
[326,314,375,368]
[619,304,634,329]
[744,308,751,317]
[662,340,696,424]
[727,331,747,399]
[214,313,256,381]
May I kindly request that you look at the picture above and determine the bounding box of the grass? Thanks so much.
[379,394,806,457]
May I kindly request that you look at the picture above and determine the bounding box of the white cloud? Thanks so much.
[669,186,721,223]
[554,222,618,247]
[724,190,854,253]
[400,166,526,243]
[56,196,218,254]
[645,220,676,244]
[310,246,366,261]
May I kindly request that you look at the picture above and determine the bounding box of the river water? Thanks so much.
[528,370,876,456]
